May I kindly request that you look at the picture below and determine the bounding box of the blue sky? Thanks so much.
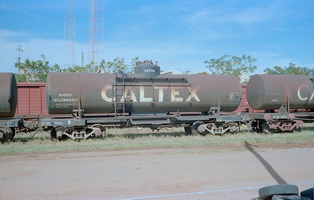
[0,0,313,74]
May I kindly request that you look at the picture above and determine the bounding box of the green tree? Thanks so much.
[64,65,90,73]
[204,54,257,82]
[64,57,137,74]
[264,63,314,75]
[15,57,140,82]
[196,71,209,75]
[103,57,131,74]
[15,58,61,82]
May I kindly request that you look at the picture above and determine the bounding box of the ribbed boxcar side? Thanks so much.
[16,83,48,117]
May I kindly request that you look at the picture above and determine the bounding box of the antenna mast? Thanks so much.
[16,45,23,64]
[89,0,104,68]
[64,0,76,67]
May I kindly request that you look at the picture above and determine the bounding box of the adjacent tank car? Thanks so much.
[0,73,18,142]
[246,74,314,133]
[0,73,17,117]
[247,74,314,110]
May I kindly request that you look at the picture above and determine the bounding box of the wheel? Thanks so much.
[91,124,107,137]
[262,122,275,134]
[259,184,299,200]
[99,126,107,137]
[50,127,67,141]
[50,128,57,140]
[251,121,263,133]
[191,121,204,135]
[0,129,9,143]
[9,128,15,140]
[293,128,302,133]
[184,126,192,135]
[0,128,13,143]
[228,123,238,134]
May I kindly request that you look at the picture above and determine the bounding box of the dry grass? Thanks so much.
[1,124,313,155]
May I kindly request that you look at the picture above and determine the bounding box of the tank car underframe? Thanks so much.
[176,114,251,135]
[249,113,304,134]
[0,118,41,142]
[0,118,21,142]
[294,111,314,123]
[40,113,251,140]
[41,115,176,140]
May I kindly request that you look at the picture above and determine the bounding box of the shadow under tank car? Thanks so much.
[247,74,314,134]
[43,61,248,140]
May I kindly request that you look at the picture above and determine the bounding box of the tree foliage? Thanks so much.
[264,63,314,75]
[204,54,257,82]
[97,57,132,74]
[15,58,60,82]
[15,57,139,82]
[62,57,138,74]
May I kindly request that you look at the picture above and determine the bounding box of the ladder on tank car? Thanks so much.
[114,78,126,116]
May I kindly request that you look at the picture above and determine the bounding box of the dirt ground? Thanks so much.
[1,143,314,200]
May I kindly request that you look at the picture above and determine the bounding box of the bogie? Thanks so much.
[184,121,242,136]
[50,125,106,140]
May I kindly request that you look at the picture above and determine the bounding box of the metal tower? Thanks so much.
[64,0,76,67]
[89,0,105,67]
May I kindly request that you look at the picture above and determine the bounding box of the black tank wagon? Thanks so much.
[0,73,19,142]
[46,72,241,115]
[247,74,314,110]
[0,73,17,117]
[43,61,249,140]
[247,74,314,133]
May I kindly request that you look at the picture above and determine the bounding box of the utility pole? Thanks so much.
[64,0,76,67]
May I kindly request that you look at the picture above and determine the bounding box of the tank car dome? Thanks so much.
[134,60,160,77]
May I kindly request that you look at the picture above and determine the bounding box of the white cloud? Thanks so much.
[185,1,291,29]
[0,29,208,73]
[0,29,72,72]
[2,29,308,75]
[0,29,27,40]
